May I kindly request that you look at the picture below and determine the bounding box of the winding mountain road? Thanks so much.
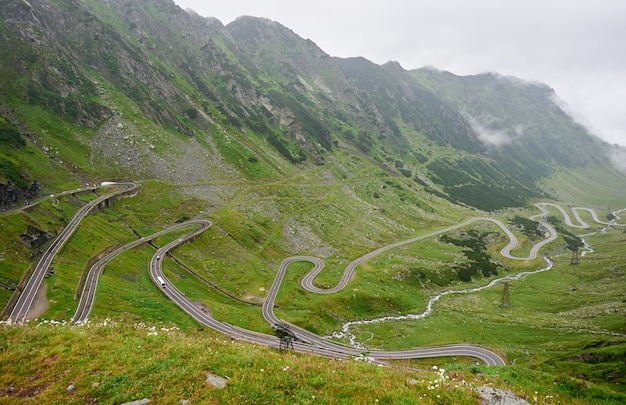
[295,216,558,298]
[0,185,99,215]
[7,182,137,325]
[73,220,211,324]
[534,203,623,229]
[6,183,624,366]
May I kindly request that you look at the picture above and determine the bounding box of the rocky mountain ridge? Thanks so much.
[0,0,623,210]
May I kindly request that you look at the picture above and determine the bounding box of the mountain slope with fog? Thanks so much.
[1,0,623,211]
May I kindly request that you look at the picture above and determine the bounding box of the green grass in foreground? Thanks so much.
[1,321,624,404]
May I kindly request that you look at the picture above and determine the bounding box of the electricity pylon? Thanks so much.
[500,282,511,308]
[570,246,579,265]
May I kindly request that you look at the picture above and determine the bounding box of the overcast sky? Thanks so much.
[174,0,626,146]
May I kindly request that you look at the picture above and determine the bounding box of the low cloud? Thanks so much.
[549,76,626,146]
[609,146,626,172]
[465,115,514,147]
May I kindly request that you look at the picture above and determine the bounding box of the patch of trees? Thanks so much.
[393,160,412,177]
[428,160,474,186]
[413,152,429,164]
[426,157,542,211]
[440,230,505,282]
[546,215,584,250]
[412,176,456,204]
[510,216,543,238]
[446,184,529,212]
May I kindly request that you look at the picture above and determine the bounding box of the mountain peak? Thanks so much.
[0,0,620,212]
[227,15,292,35]
[383,60,405,71]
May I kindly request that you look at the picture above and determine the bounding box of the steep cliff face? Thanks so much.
[335,58,483,154]
[1,0,110,127]
[0,0,622,210]
[0,181,39,209]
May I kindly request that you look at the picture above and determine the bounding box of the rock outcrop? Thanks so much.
[475,387,531,405]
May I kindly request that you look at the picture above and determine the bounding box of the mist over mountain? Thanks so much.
[1,0,623,210]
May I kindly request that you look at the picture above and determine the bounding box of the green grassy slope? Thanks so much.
[1,321,624,404]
